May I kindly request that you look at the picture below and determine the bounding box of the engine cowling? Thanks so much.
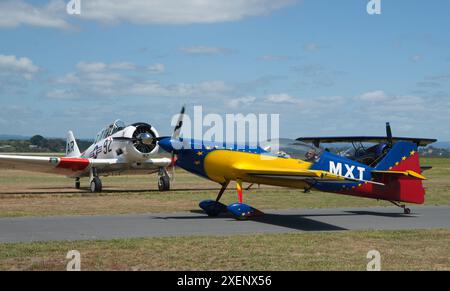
[124,123,160,161]
[132,123,159,153]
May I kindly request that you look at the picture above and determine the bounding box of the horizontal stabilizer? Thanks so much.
[371,170,426,180]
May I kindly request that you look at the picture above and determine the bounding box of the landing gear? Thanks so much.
[199,179,264,220]
[90,177,102,193]
[158,168,170,191]
[75,178,80,189]
[227,179,264,220]
[199,181,229,217]
[245,183,260,190]
[227,203,264,220]
[390,201,411,214]
[89,167,102,193]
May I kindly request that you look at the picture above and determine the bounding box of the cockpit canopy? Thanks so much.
[94,119,126,143]
[338,142,388,166]
[261,138,323,161]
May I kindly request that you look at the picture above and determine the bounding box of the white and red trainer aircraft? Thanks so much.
[0,120,172,192]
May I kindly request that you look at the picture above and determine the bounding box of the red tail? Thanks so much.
[372,141,425,204]
[339,142,426,204]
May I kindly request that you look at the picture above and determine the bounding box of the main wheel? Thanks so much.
[75,180,80,189]
[90,177,102,193]
[199,200,228,217]
[158,175,170,191]
[404,208,411,214]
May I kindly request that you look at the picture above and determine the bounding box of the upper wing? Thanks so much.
[296,136,437,147]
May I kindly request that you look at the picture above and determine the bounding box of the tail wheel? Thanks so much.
[90,177,102,193]
[158,175,170,191]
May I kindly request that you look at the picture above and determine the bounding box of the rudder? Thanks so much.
[372,141,425,204]
[66,131,81,158]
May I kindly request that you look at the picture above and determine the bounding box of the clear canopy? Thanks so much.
[260,139,322,162]
[94,120,126,143]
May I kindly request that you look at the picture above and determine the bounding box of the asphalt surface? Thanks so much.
[1,206,449,243]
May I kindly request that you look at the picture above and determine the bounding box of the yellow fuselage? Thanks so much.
[203,150,312,189]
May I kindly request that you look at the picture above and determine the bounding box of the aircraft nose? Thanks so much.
[158,137,174,153]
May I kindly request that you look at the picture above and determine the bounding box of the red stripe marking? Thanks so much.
[236,181,243,203]
[57,157,90,172]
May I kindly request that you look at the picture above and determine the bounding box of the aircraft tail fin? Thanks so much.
[372,141,425,204]
[66,131,81,158]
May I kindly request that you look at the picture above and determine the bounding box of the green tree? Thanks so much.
[30,135,47,147]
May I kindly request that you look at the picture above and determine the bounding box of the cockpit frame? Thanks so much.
[94,120,126,143]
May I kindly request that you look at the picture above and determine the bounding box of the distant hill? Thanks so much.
[0,134,30,141]
[431,142,450,149]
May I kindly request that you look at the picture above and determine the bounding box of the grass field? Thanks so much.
[0,229,448,271]
[0,157,449,271]
[0,157,449,217]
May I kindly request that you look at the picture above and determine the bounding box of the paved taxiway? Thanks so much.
[1,206,449,243]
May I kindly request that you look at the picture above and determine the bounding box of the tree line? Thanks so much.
[0,135,92,153]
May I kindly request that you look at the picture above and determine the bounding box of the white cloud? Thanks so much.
[259,55,290,62]
[76,62,108,73]
[127,80,232,98]
[0,0,296,29]
[265,93,297,103]
[227,96,256,108]
[0,54,39,80]
[80,0,296,25]
[179,46,233,56]
[108,62,136,70]
[303,42,320,52]
[263,94,345,114]
[147,63,165,74]
[410,55,422,63]
[48,61,232,99]
[426,74,450,82]
[0,0,70,29]
[74,61,164,74]
[355,90,389,102]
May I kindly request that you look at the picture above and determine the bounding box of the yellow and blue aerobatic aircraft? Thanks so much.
[158,107,436,220]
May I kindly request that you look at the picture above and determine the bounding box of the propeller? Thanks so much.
[386,122,393,148]
[169,106,186,181]
[113,124,169,154]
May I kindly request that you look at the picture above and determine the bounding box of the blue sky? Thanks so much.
[1,0,450,140]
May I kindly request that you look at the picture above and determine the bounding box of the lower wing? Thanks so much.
[0,154,171,177]
[235,164,384,185]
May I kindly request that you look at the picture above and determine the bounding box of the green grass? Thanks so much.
[0,229,448,270]
[0,157,448,217]
[0,157,448,271]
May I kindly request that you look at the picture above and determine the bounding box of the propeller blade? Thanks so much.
[172,106,185,139]
[386,122,393,147]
